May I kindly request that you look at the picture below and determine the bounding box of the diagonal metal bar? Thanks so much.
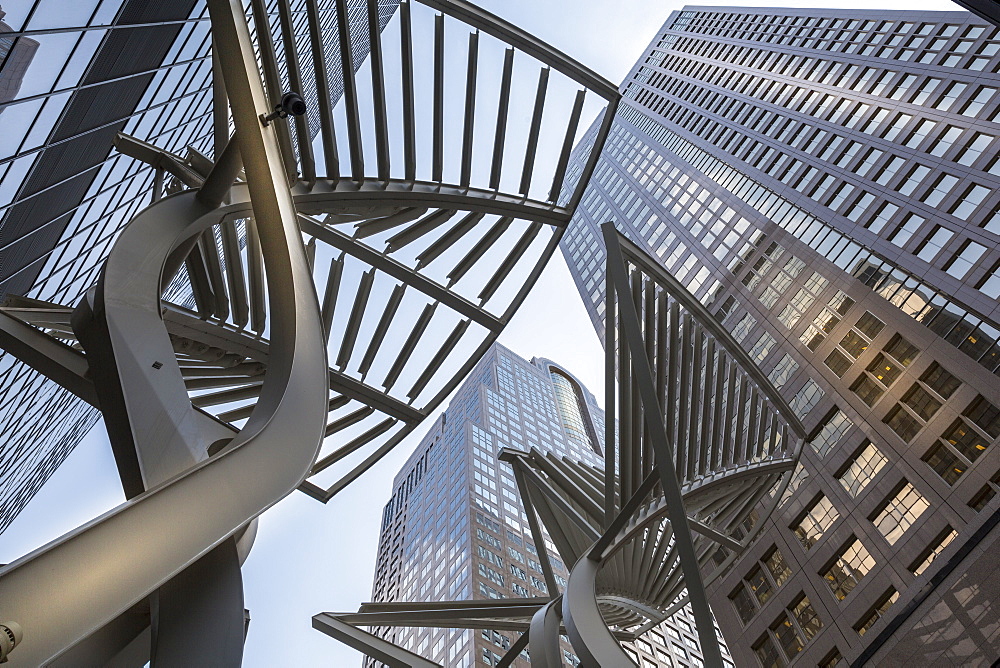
[299,215,501,331]
[495,629,529,668]
[312,614,440,668]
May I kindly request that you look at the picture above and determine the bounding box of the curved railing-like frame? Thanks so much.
[0,0,618,665]
[315,225,805,667]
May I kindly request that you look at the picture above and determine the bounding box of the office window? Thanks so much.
[872,482,929,544]
[923,443,966,485]
[944,240,987,278]
[729,546,793,625]
[810,409,854,456]
[909,526,957,576]
[790,379,824,418]
[838,441,888,497]
[823,537,876,600]
[950,185,990,220]
[856,588,899,636]
[793,495,839,549]
[771,595,823,660]
[769,354,799,389]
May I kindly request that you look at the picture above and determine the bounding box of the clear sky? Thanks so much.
[0,0,960,665]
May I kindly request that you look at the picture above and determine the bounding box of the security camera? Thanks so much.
[259,91,307,126]
[0,621,22,663]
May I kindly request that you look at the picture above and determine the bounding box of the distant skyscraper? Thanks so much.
[562,7,1000,666]
[366,343,732,667]
[0,0,401,533]
[0,7,38,106]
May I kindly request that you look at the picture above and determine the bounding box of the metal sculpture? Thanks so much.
[315,224,807,667]
[0,0,616,664]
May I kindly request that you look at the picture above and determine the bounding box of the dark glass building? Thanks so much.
[0,0,400,533]
[562,7,1000,666]
[365,342,732,667]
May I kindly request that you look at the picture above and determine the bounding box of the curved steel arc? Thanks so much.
[0,0,330,662]
[563,557,637,668]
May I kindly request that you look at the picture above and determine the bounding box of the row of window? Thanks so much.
[619,104,1000,376]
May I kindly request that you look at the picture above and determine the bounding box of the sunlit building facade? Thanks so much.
[0,0,399,533]
[365,343,731,667]
[562,7,1000,666]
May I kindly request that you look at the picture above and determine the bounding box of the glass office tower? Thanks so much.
[561,7,1000,667]
[365,342,732,667]
[0,0,400,533]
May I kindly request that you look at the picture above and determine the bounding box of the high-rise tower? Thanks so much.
[562,7,1000,666]
[365,343,732,667]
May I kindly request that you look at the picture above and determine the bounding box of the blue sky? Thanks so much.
[0,0,960,665]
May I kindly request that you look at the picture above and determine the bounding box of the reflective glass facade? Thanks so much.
[562,7,1000,666]
[365,343,732,667]
[0,0,399,532]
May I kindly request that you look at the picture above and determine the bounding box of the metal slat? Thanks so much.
[366,0,390,181]
[353,207,428,240]
[446,216,511,285]
[548,89,585,202]
[709,350,727,471]
[698,338,716,478]
[220,220,249,329]
[191,382,263,408]
[720,363,738,467]
[407,318,470,401]
[675,311,692,480]
[477,222,541,303]
[432,12,445,183]
[358,284,406,379]
[666,300,679,454]
[184,244,217,319]
[744,388,760,465]
[643,278,656,482]
[335,0,364,181]
[415,211,483,269]
[686,325,704,482]
[382,302,436,391]
[518,67,549,196]
[317,418,398,470]
[604,268,616,528]
[305,0,340,179]
[336,268,376,369]
[385,209,456,253]
[489,48,514,190]
[400,0,416,182]
[618,315,631,499]
[321,253,345,341]
[325,405,376,437]
[200,231,230,321]
[275,0,315,182]
[245,218,266,333]
[460,31,478,188]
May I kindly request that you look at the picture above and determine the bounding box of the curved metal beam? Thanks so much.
[562,557,636,668]
[0,0,330,661]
